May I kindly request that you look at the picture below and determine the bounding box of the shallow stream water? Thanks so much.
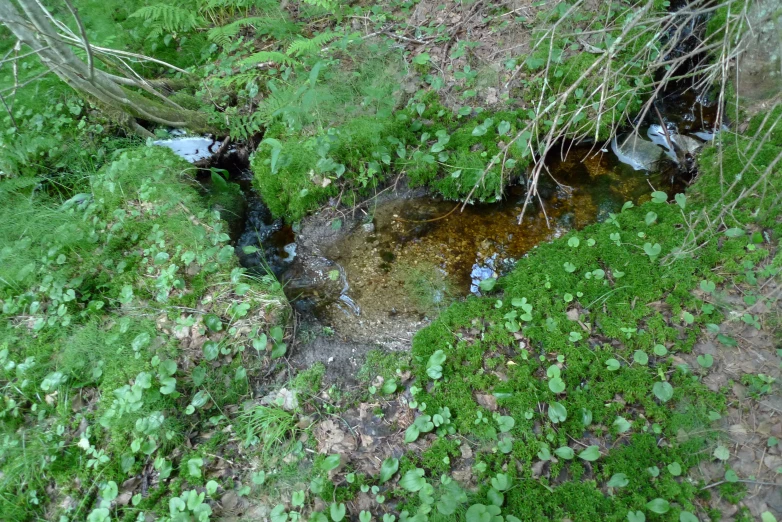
[154,93,719,348]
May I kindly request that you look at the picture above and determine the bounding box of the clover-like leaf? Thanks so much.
[203,314,223,332]
[320,454,342,472]
[653,381,673,402]
[613,416,631,433]
[399,468,426,492]
[203,340,219,361]
[187,457,203,478]
[627,511,646,522]
[490,473,511,491]
[578,445,600,461]
[675,193,686,209]
[426,350,447,380]
[633,350,648,365]
[646,498,670,514]
[697,354,714,368]
[607,473,628,488]
[379,458,399,483]
[496,415,515,433]
[330,502,346,522]
[644,242,662,260]
[479,278,496,292]
[651,191,667,203]
[549,376,566,393]
[713,445,730,461]
[548,402,567,424]
[554,446,575,460]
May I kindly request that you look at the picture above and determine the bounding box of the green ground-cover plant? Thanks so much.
[0,144,287,520]
[388,119,781,520]
[0,0,779,520]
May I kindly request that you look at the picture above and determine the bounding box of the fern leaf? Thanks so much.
[258,90,293,120]
[286,31,341,57]
[238,51,298,68]
[207,16,279,46]
[202,0,276,9]
[300,0,340,13]
[130,5,203,34]
[220,71,263,88]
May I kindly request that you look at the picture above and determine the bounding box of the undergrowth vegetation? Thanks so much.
[0,147,288,520]
[404,121,782,520]
[0,0,780,520]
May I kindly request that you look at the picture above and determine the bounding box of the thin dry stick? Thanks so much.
[61,0,93,81]
[462,0,745,228]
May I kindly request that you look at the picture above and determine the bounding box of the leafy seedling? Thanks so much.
[426,350,446,380]
[696,354,714,368]
[652,381,673,402]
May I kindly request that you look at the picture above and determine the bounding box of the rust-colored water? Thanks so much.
[265,143,688,345]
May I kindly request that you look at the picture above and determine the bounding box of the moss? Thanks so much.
[292,363,326,396]
[745,104,782,149]
[395,128,779,519]
[419,438,461,476]
[356,349,412,385]
[57,318,156,392]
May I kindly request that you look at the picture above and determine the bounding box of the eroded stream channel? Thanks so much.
[153,95,719,378]
[268,146,692,350]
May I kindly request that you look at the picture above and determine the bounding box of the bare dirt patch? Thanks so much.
[685,266,782,519]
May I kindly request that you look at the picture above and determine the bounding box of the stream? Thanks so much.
[153,87,720,375]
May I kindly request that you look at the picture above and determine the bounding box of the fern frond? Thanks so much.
[229,111,265,140]
[238,51,299,68]
[229,86,303,139]
[201,0,276,9]
[286,31,341,57]
[258,89,294,121]
[300,0,340,13]
[130,5,203,34]
[219,71,263,88]
[0,176,41,194]
[207,16,279,46]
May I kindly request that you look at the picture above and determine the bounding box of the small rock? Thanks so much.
[260,388,299,411]
[296,416,314,429]
[729,424,748,437]
[485,87,499,105]
[732,383,747,400]
[313,498,327,512]
[452,469,473,485]
[612,133,663,171]
[460,444,474,459]
[362,222,375,233]
[186,263,201,276]
[475,393,498,411]
[221,491,240,512]
[763,454,782,471]
[693,341,717,355]
[531,460,546,479]
[357,492,373,511]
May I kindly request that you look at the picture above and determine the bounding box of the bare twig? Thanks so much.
[61,0,93,81]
